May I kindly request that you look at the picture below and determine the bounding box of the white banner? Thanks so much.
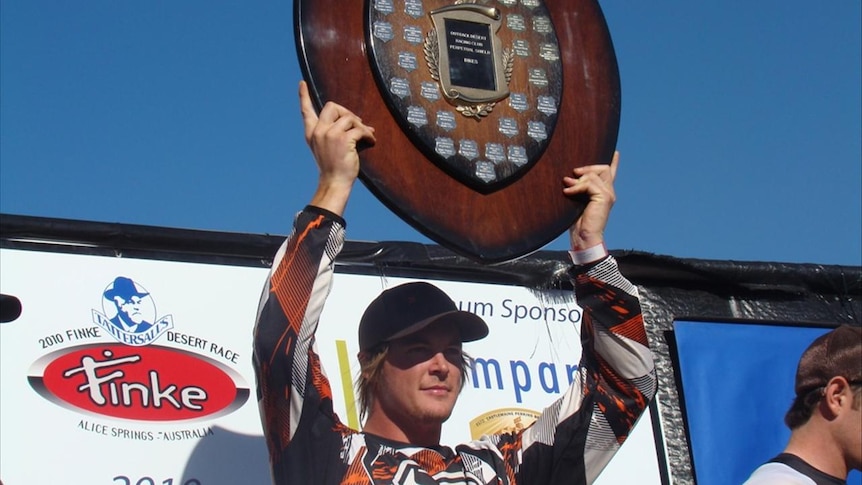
[0,247,661,485]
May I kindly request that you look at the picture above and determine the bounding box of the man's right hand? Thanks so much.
[300,80,376,216]
[563,151,619,253]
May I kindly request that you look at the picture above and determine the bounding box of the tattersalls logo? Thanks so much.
[93,276,173,346]
[28,275,249,430]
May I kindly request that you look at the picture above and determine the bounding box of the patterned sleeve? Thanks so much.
[251,206,350,483]
[514,255,657,485]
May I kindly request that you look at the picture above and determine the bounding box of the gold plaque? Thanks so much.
[469,407,541,440]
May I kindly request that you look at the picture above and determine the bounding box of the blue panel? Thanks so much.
[673,321,860,485]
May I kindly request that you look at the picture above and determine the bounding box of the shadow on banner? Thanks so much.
[181,426,270,484]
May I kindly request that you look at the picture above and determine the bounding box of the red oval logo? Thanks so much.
[30,344,248,422]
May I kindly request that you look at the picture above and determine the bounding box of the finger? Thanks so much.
[353,124,377,145]
[564,169,602,185]
[563,170,617,201]
[609,151,620,183]
[315,103,373,152]
[572,163,610,179]
[328,111,376,144]
[318,101,365,127]
[572,150,619,174]
[562,172,599,194]
[299,81,319,142]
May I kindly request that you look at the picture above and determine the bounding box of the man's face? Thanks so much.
[840,385,862,471]
[375,320,464,427]
[115,295,145,324]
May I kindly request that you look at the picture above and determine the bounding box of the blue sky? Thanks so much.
[1,1,860,266]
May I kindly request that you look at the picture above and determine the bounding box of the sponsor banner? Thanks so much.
[1,248,268,485]
[1,248,661,484]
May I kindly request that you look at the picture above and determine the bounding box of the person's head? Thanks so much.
[0,294,22,324]
[784,325,862,469]
[104,277,149,325]
[355,282,488,431]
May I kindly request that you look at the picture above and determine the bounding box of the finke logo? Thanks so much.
[92,276,173,346]
[30,344,249,422]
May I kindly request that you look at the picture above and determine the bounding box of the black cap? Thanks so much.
[0,294,22,323]
[358,282,488,352]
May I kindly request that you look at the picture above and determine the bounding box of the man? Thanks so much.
[104,276,154,333]
[252,81,656,484]
[743,325,862,485]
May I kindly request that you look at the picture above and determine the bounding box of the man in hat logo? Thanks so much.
[103,276,154,334]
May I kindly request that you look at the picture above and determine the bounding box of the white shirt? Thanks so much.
[744,462,817,485]
[742,454,845,485]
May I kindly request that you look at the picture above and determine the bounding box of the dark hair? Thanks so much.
[784,386,824,429]
[784,382,862,429]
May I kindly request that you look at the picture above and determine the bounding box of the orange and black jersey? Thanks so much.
[253,206,656,485]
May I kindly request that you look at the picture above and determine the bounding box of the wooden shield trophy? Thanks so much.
[296,0,620,263]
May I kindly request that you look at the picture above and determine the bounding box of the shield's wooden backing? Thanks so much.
[295,0,620,263]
